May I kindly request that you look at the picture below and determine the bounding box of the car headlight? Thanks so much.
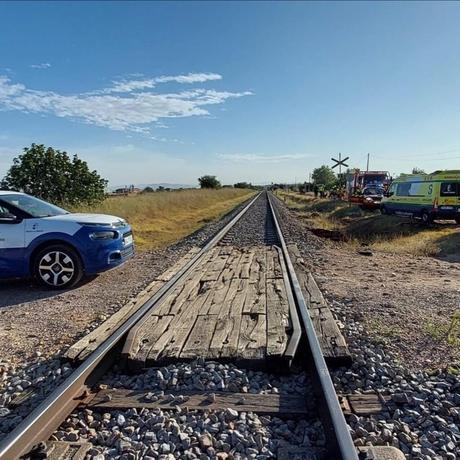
[89,231,118,240]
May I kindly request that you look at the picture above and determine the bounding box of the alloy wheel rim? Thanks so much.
[38,251,75,286]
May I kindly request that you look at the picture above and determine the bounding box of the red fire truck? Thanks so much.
[345,170,391,209]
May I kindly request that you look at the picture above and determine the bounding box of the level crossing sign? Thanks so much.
[331,153,349,174]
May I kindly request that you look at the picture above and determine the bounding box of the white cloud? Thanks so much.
[107,79,156,93]
[30,63,51,69]
[155,72,222,84]
[218,153,310,163]
[0,74,251,133]
[101,73,223,94]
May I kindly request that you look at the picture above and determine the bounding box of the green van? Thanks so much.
[381,170,460,224]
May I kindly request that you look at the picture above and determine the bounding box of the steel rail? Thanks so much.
[267,192,358,460]
[0,192,262,460]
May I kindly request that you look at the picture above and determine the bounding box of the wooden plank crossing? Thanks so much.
[64,247,201,362]
[123,245,295,370]
[288,244,351,366]
[88,388,312,416]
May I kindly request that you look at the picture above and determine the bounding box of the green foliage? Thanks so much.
[312,165,336,186]
[412,167,426,174]
[198,175,221,189]
[142,186,155,193]
[234,182,252,189]
[1,144,107,205]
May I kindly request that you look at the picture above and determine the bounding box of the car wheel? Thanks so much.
[33,244,83,289]
[421,210,432,225]
[380,205,388,215]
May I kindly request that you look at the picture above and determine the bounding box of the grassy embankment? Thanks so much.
[72,188,255,250]
[276,190,460,258]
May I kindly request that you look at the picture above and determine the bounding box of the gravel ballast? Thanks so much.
[55,360,326,460]
[221,193,278,247]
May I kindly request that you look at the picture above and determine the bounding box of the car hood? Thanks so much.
[43,213,127,226]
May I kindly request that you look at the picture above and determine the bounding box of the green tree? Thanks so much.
[234,182,252,189]
[412,167,426,174]
[1,144,107,205]
[198,175,221,189]
[142,186,155,193]
[311,165,336,186]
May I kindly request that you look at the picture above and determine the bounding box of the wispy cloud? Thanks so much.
[0,73,251,134]
[218,153,310,163]
[155,72,222,84]
[101,72,223,94]
[30,63,51,69]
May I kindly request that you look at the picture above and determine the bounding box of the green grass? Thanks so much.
[71,188,255,250]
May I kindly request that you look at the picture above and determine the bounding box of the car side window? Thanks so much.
[440,182,459,197]
[0,202,19,220]
[388,183,397,196]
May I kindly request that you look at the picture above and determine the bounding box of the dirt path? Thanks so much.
[310,245,460,371]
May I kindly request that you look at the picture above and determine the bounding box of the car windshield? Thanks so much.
[1,194,69,218]
[363,187,384,195]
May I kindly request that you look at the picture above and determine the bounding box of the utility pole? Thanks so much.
[366,153,370,172]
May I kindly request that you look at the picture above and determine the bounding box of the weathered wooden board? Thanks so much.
[124,245,293,369]
[288,244,351,365]
[266,246,283,279]
[147,293,211,362]
[180,315,218,359]
[209,279,248,358]
[42,442,92,460]
[340,393,390,416]
[278,446,319,460]
[126,315,174,370]
[238,248,255,279]
[64,247,202,362]
[242,280,266,314]
[266,277,290,357]
[89,389,310,416]
[237,313,267,361]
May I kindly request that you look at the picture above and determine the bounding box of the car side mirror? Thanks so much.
[0,212,22,224]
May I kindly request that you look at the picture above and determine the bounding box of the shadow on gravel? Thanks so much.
[0,276,97,309]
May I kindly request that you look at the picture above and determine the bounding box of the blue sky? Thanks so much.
[1,1,460,187]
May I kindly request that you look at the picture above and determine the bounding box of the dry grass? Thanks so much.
[277,190,460,258]
[71,188,255,250]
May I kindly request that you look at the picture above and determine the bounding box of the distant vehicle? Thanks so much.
[345,170,391,206]
[360,185,385,210]
[381,170,460,224]
[0,191,134,288]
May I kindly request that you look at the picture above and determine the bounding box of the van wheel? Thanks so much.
[33,244,83,289]
[421,211,432,225]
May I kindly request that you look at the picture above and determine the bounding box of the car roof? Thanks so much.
[0,191,24,196]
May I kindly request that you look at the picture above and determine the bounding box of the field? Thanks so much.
[71,188,255,250]
[276,190,460,259]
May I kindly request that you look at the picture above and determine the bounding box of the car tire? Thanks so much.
[421,210,432,225]
[33,244,84,289]
[380,205,388,215]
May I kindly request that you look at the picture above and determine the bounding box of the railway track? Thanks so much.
[0,192,393,460]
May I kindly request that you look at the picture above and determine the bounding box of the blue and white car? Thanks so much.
[0,191,134,289]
